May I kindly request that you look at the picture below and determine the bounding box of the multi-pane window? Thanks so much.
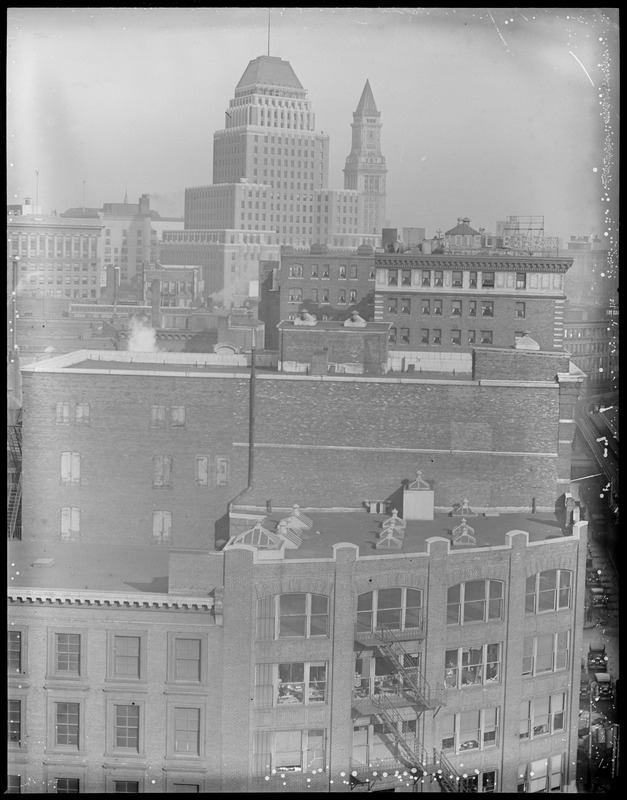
[442,707,499,753]
[525,570,572,613]
[310,264,319,278]
[256,594,329,640]
[401,270,411,286]
[56,402,70,424]
[113,636,140,678]
[522,632,569,676]
[171,406,186,427]
[349,265,358,279]
[452,271,463,287]
[433,299,442,316]
[288,264,303,278]
[60,452,81,485]
[388,270,398,286]
[173,639,202,682]
[481,271,495,288]
[469,271,477,288]
[55,778,80,793]
[480,330,493,344]
[401,298,411,314]
[357,588,422,633]
[114,705,139,751]
[150,405,166,427]
[420,329,429,345]
[515,301,526,318]
[421,299,430,315]
[253,729,326,775]
[462,772,496,793]
[152,510,173,544]
[451,300,462,316]
[354,652,420,700]
[322,265,330,279]
[339,265,346,279]
[388,327,397,344]
[75,403,90,424]
[114,781,139,793]
[352,719,417,766]
[432,329,442,345]
[481,300,494,317]
[288,287,302,303]
[254,662,327,706]
[8,699,21,746]
[468,330,476,345]
[321,289,329,303]
[400,328,410,345]
[447,580,504,624]
[8,631,22,674]
[152,455,173,488]
[450,329,461,346]
[468,300,477,317]
[434,270,443,287]
[388,298,398,314]
[421,270,430,286]
[195,456,208,487]
[55,634,81,675]
[519,693,566,739]
[55,702,80,748]
[516,272,526,289]
[174,708,200,755]
[349,289,357,304]
[445,644,501,688]
[518,755,563,793]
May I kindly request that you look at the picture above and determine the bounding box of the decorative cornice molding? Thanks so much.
[8,588,215,614]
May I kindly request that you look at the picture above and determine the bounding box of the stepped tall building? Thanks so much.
[159,56,385,308]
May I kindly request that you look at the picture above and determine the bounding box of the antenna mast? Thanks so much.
[267,8,271,56]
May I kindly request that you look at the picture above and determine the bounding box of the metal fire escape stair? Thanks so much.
[7,424,22,540]
[7,473,22,539]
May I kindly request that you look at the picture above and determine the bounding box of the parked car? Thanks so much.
[586,567,603,586]
[588,645,609,670]
[591,672,614,701]
[580,672,592,700]
[589,511,608,542]
[587,586,609,607]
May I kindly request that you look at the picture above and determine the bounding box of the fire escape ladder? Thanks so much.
[431,748,473,792]
[7,472,22,540]
[373,624,445,712]
[8,425,22,466]
[374,693,427,766]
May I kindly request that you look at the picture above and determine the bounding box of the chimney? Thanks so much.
[151,279,160,328]
[139,194,150,214]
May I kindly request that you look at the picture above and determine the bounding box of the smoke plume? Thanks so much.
[128,316,159,353]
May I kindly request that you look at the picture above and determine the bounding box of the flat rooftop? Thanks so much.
[232,509,576,559]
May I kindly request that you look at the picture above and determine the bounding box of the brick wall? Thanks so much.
[279,328,388,371]
[473,348,570,381]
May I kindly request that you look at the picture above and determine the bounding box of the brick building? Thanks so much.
[8,499,588,793]
[373,252,572,373]
[19,344,583,550]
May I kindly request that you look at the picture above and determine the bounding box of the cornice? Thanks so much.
[8,587,215,614]
[375,256,572,272]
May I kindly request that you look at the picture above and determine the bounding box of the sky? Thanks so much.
[6,7,619,243]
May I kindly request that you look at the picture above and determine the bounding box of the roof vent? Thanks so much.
[281,504,313,530]
[275,519,303,549]
[452,498,478,517]
[294,309,317,326]
[376,509,406,549]
[230,522,282,550]
[343,310,366,327]
[515,333,540,350]
[452,518,476,545]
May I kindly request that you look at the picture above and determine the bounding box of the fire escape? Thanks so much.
[7,423,22,540]
[351,623,471,792]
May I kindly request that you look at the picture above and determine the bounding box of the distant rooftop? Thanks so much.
[236,55,304,91]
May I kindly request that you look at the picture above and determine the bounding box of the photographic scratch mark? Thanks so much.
[514,10,529,22]
[569,51,596,88]
[487,10,508,48]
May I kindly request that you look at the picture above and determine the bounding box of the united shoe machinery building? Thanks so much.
[9,338,587,793]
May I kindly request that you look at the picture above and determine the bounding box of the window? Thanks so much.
[461,771,496,793]
[288,287,302,303]
[481,300,494,317]
[401,298,411,314]
[320,289,329,303]
[432,329,441,345]
[55,702,80,749]
[468,330,476,345]
[450,329,461,346]
[114,705,140,752]
[444,643,501,688]
[468,300,477,317]
[349,265,358,279]
[170,637,203,683]
[169,783,200,793]
[60,452,81,485]
[481,271,494,288]
[310,288,318,303]
[253,729,326,775]
[339,265,346,279]
[515,301,526,318]
[195,456,208,487]
[447,580,503,624]
[150,405,165,428]
[388,327,397,344]
[55,777,80,793]
[516,272,526,289]
[442,707,499,754]
[433,300,442,316]
[349,289,357,304]
[421,270,430,286]
[388,270,398,286]
[354,652,421,700]
[519,693,566,739]
[254,662,327,706]
[420,328,429,344]
[171,406,186,427]
[421,299,430,315]
[173,707,200,755]
[75,403,90,424]
[215,456,229,487]
[152,455,173,488]
[288,264,303,278]
[56,402,70,424]
[451,300,462,316]
[400,328,410,345]
[434,271,443,287]
[256,594,329,640]
[8,631,22,674]
[357,588,423,633]
[55,634,81,676]
[401,270,411,286]
[518,754,564,793]
[8,699,21,747]
[310,264,319,278]
[152,510,173,544]
[480,330,493,344]
[60,507,81,540]
[522,632,569,676]
[388,298,398,314]
[112,636,141,679]
[452,271,463,287]
[322,265,329,279]
[526,569,572,613]
[113,781,139,793]
[338,290,346,304]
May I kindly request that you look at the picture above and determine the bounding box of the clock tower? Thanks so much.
[343,80,387,235]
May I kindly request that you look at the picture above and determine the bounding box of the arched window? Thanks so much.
[356,588,422,633]
[447,581,503,625]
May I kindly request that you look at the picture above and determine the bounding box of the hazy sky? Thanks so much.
[7,7,619,242]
